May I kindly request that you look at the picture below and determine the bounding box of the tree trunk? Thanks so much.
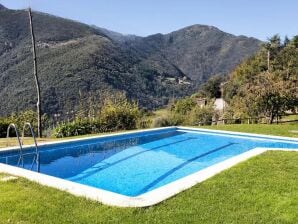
[269,112,274,124]
[28,8,42,138]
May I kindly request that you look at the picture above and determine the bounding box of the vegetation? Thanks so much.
[99,96,140,131]
[0,151,297,223]
[53,95,141,137]
[0,118,10,138]
[52,120,97,138]
[280,114,298,122]
[198,74,225,98]
[188,105,214,125]
[0,93,143,138]
[224,35,298,123]
[0,110,44,138]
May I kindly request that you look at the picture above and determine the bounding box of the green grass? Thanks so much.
[281,114,298,121]
[198,123,298,138]
[1,151,297,223]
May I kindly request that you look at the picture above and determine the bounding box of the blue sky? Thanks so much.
[0,0,297,40]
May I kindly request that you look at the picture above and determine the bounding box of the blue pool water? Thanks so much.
[1,128,298,196]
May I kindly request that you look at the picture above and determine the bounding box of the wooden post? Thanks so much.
[28,8,42,137]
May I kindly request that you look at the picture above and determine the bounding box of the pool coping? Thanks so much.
[0,127,297,207]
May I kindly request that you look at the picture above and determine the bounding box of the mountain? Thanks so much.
[0,6,262,117]
[121,25,261,82]
[0,4,7,10]
[93,26,139,43]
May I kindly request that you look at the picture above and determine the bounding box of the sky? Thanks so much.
[0,0,297,41]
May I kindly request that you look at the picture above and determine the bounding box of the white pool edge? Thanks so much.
[0,127,297,207]
[178,126,298,141]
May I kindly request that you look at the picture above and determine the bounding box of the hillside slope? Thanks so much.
[0,6,261,117]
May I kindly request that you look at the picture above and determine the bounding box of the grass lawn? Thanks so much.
[199,123,298,138]
[281,114,298,121]
[0,151,297,223]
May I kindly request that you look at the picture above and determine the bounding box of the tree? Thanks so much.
[283,35,290,47]
[224,36,298,123]
[250,72,296,123]
[264,34,282,71]
[171,98,196,115]
[200,75,224,98]
[100,93,140,131]
[189,105,214,125]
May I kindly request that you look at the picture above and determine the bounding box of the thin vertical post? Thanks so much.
[28,8,42,137]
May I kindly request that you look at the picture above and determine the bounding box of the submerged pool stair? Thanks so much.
[6,123,40,172]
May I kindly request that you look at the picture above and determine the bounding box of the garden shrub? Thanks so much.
[52,120,98,138]
[0,118,11,137]
[53,96,141,137]
[137,117,152,129]
[99,97,140,132]
[151,116,172,127]
[0,110,41,137]
[188,105,214,126]
[171,97,196,115]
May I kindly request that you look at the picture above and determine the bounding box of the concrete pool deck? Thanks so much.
[0,127,297,207]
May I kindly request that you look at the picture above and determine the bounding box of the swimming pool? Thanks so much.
[0,127,297,207]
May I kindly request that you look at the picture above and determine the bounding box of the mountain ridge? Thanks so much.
[0,4,7,10]
[0,6,262,117]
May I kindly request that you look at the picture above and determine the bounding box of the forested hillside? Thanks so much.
[0,5,261,117]
[223,35,298,123]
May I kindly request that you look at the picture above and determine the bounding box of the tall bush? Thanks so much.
[188,105,214,125]
[0,118,11,137]
[53,95,141,137]
[52,119,99,138]
[100,97,140,131]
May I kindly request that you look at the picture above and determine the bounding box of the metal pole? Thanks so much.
[28,8,42,138]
